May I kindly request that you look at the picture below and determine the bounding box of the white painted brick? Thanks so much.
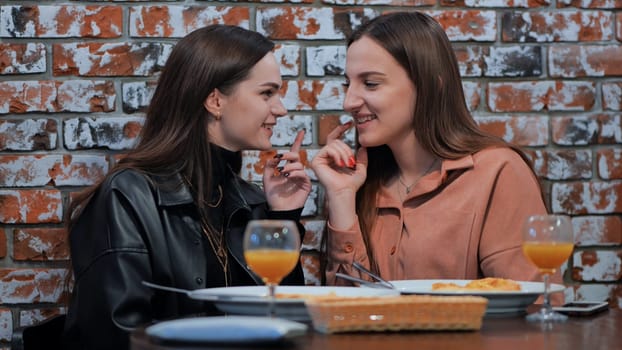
[572,283,617,303]
[301,219,325,251]
[272,115,313,147]
[275,44,300,77]
[64,117,143,150]
[57,80,115,112]
[573,250,622,281]
[122,82,156,112]
[0,309,11,342]
[305,46,346,77]
[0,119,57,151]
[0,155,108,187]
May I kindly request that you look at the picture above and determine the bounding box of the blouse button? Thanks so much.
[390,246,396,255]
[195,277,203,285]
[344,243,354,253]
[193,238,201,245]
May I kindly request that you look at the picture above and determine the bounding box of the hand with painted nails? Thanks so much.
[263,129,312,211]
[310,123,367,217]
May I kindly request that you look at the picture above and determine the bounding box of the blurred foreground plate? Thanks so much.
[390,279,565,316]
[146,316,307,345]
[187,286,399,322]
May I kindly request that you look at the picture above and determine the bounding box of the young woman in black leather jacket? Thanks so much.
[62,25,311,350]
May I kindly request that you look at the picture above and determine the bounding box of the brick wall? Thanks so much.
[0,0,621,343]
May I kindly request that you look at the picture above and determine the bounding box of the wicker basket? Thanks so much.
[304,295,488,334]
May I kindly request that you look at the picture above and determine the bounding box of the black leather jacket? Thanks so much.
[63,168,305,349]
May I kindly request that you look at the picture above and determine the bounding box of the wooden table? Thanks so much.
[131,308,621,350]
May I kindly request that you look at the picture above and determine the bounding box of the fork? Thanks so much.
[351,262,396,289]
[335,273,394,289]
[352,261,396,289]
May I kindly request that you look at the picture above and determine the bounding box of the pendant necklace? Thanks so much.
[398,158,438,194]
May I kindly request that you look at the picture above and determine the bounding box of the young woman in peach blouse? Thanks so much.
[311,12,557,289]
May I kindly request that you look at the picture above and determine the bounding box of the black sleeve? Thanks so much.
[64,182,155,350]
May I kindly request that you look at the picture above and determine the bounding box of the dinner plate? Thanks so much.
[390,279,566,316]
[188,286,399,322]
[146,316,307,345]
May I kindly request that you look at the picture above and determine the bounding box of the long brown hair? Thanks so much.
[68,25,274,228]
[349,12,535,272]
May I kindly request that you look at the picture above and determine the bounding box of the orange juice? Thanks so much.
[522,242,574,274]
[244,249,300,284]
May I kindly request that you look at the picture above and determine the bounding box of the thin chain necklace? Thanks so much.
[398,158,438,194]
[201,219,229,287]
[182,175,229,286]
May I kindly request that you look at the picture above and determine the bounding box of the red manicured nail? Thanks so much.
[348,156,356,168]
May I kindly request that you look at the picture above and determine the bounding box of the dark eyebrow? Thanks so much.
[345,71,385,80]
[260,82,281,89]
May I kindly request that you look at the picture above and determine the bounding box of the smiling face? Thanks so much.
[207,52,287,151]
[344,36,418,149]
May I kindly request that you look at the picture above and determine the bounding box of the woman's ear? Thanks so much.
[203,89,222,118]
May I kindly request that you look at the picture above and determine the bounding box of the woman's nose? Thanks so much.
[273,98,288,118]
[343,86,362,113]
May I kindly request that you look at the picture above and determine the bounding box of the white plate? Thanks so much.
[146,316,307,344]
[188,286,400,322]
[390,279,565,316]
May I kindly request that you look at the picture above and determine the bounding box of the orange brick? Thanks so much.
[53,42,171,77]
[1,5,122,38]
[551,181,622,214]
[0,80,115,113]
[475,115,548,146]
[488,81,595,112]
[0,43,46,74]
[552,114,621,145]
[426,10,496,41]
[597,148,622,180]
[0,268,67,303]
[573,216,622,246]
[129,6,250,38]
[532,149,592,180]
[0,231,6,258]
[549,45,622,77]
[13,228,69,261]
[0,190,62,224]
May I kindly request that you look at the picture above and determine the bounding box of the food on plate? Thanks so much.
[432,278,521,291]
[275,292,337,299]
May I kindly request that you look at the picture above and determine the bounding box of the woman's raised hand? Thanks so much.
[310,122,368,199]
[263,130,312,211]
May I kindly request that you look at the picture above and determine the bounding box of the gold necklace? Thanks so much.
[201,221,229,287]
[181,175,223,208]
[208,185,223,208]
[398,158,438,194]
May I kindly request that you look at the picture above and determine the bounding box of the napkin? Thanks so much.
[145,316,308,344]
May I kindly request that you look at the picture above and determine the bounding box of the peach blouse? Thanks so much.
[326,147,554,285]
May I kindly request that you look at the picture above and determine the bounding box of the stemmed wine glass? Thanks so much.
[243,220,301,318]
[522,214,574,323]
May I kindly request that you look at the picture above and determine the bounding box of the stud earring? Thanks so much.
[215,112,221,120]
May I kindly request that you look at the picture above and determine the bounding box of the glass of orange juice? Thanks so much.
[243,220,301,318]
[522,214,573,323]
